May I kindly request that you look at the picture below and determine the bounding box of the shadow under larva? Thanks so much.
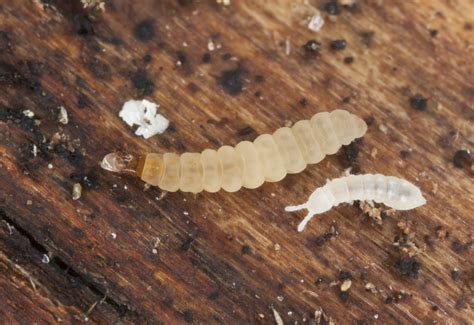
[101,109,367,193]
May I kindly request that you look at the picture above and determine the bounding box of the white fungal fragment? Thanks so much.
[23,110,35,118]
[58,106,69,125]
[285,174,426,232]
[119,99,169,139]
[72,183,82,200]
[307,14,324,32]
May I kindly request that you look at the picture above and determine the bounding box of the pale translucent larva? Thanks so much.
[103,110,367,193]
[285,174,426,232]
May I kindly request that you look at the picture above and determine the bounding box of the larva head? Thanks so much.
[101,152,138,174]
[389,180,426,210]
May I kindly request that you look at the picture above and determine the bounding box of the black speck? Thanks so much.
[342,96,351,103]
[452,149,471,169]
[395,256,420,278]
[364,116,374,126]
[0,31,11,51]
[360,271,367,281]
[431,305,439,311]
[255,75,265,83]
[236,126,255,138]
[455,297,466,309]
[304,40,321,53]
[187,82,199,93]
[344,56,354,64]
[78,94,89,108]
[183,310,194,323]
[219,67,244,96]
[339,291,349,301]
[430,29,438,37]
[315,277,325,285]
[73,14,94,35]
[409,94,428,111]
[221,52,232,61]
[132,70,155,96]
[254,90,261,97]
[360,31,375,47]
[241,245,251,254]
[451,239,472,253]
[400,150,411,159]
[180,236,194,251]
[323,1,340,15]
[338,271,353,281]
[330,39,347,50]
[208,291,219,300]
[344,142,359,163]
[143,54,152,62]
[202,53,211,64]
[451,269,461,281]
[54,145,83,166]
[299,97,307,106]
[134,19,155,42]
[86,58,111,80]
[384,296,394,304]
[176,51,187,66]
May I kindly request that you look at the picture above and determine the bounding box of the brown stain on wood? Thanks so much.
[0,0,473,323]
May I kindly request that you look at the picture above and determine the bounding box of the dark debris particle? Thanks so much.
[236,126,256,138]
[183,310,194,323]
[395,256,420,278]
[143,54,152,63]
[180,236,194,251]
[54,145,84,166]
[73,14,94,35]
[430,29,438,37]
[431,305,439,311]
[344,56,354,64]
[221,52,232,61]
[342,96,351,103]
[455,297,466,309]
[330,39,347,50]
[254,75,265,83]
[452,149,471,169]
[338,271,353,281]
[254,90,262,97]
[0,31,11,51]
[202,53,211,64]
[451,269,461,281]
[241,245,251,254]
[451,239,473,253]
[86,58,111,80]
[323,1,340,15]
[344,141,359,163]
[315,277,325,285]
[77,94,89,108]
[360,31,375,47]
[208,291,219,300]
[339,291,349,301]
[187,82,199,93]
[303,40,321,53]
[400,150,411,159]
[364,116,375,126]
[219,67,244,96]
[409,94,428,111]
[133,19,155,42]
[132,70,155,96]
[360,271,367,281]
[384,291,409,304]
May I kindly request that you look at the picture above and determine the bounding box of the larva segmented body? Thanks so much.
[135,110,367,193]
[285,174,426,232]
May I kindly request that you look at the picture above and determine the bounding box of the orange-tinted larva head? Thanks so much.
[137,153,164,186]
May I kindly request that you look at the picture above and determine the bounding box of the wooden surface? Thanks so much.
[1,0,473,323]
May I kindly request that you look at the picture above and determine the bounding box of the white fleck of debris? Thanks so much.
[42,254,50,264]
[111,232,117,239]
[308,14,324,32]
[288,311,293,316]
[272,307,284,325]
[274,243,281,251]
[48,163,53,169]
[124,185,128,190]
[258,313,265,319]
[152,249,158,254]
[119,99,169,139]
[182,41,188,47]
[176,60,182,67]
[183,211,189,216]
[58,106,69,125]
[26,200,33,206]
[216,0,230,6]
[277,295,284,302]
[23,110,35,118]
[285,39,291,56]
[340,279,352,292]
[365,282,377,293]
[32,145,38,157]
[379,124,388,134]
[72,183,82,200]
[374,314,379,319]
[208,40,216,51]
[271,192,276,197]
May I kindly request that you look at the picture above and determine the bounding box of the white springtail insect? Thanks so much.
[285,174,426,232]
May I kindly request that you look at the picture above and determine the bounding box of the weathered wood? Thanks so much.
[1,0,472,323]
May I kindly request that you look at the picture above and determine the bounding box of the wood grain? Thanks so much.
[0,0,472,323]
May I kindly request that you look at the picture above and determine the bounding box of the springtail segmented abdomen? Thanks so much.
[285,174,426,232]
[102,109,367,193]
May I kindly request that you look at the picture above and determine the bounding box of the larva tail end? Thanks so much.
[285,203,308,212]
[101,152,138,174]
